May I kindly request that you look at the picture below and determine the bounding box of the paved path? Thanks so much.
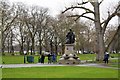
[0,63,119,70]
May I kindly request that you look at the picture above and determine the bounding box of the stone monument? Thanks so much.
[58,29,80,64]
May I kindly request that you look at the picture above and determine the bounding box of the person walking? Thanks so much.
[52,53,57,63]
[103,52,110,64]
[40,54,45,64]
[48,54,52,64]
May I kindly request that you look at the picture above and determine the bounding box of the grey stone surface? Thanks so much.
[58,44,80,64]
[1,63,119,70]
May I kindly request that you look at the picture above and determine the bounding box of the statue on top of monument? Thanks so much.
[66,29,75,44]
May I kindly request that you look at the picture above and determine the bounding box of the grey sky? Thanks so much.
[9,0,119,25]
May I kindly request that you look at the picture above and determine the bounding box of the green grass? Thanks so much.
[78,53,118,60]
[2,55,48,64]
[78,54,96,60]
[2,54,96,64]
[2,54,95,64]
[2,56,24,64]
[108,63,119,67]
[2,66,118,78]
[0,68,1,78]
[2,54,119,64]
[2,54,119,78]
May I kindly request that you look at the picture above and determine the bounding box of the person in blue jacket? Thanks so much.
[52,53,57,63]
[103,52,110,64]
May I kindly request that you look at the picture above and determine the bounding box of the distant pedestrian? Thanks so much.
[52,53,57,63]
[48,54,52,64]
[103,52,110,64]
[40,54,45,64]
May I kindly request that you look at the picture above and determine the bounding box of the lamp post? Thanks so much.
[23,35,26,64]
[24,51,26,64]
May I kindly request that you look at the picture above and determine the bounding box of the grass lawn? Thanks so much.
[2,55,41,64]
[2,54,119,79]
[2,66,118,78]
[2,55,61,64]
[2,54,118,64]
[2,53,119,68]
[0,68,1,78]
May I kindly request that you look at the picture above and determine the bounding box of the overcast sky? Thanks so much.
[8,0,119,25]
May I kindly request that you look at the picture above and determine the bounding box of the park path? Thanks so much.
[0,63,119,70]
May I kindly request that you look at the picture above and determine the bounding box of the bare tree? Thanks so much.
[0,0,18,55]
[106,25,120,53]
[24,6,49,55]
[62,0,120,61]
[36,9,49,55]
[50,13,76,54]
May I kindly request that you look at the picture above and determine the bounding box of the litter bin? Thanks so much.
[27,56,34,63]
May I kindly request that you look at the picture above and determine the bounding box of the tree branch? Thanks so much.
[62,6,95,15]
[77,1,89,5]
[101,3,120,33]
[67,13,95,21]
[82,15,95,21]
[3,14,18,33]
[99,0,104,5]
[102,13,118,34]
[116,3,120,12]
[101,13,120,26]
[106,24,120,52]
[14,34,21,45]
[90,2,95,7]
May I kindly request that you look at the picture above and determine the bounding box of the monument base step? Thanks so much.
[58,58,80,64]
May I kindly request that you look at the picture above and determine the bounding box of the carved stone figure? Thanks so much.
[66,29,75,44]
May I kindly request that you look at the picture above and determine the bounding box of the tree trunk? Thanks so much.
[94,1,105,61]
[39,39,42,55]
[117,30,120,53]
[107,25,120,53]
[55,37,58,55]
[1,32,5,55]
[44,39,49,52]
[7,37,10,53]
[31,37,35,55]
[39,31,42,55]
[61,43,65,54]
[96,33,105,61]
[30,45,33,55]
[26,39,30,54]
[108,36,118,53]
[20,45,23,55]
[0,32,1,54]
[10,31,14,55]
[20,36,24,55]
[50,40,53,54]
[20,42,24,55]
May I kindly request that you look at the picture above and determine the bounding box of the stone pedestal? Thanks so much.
[65,44,74,54]
[58,44,80,64]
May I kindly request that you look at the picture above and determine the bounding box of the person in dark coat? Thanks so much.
[48,54,52,64]
[103,52,110,64]
[40,54,45,64]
